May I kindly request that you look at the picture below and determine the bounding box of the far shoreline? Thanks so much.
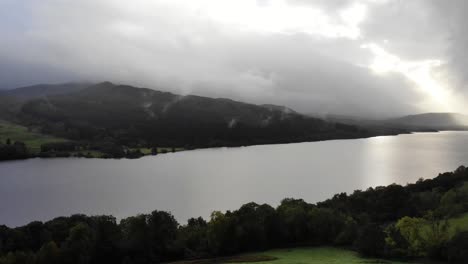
[2,129,468,163]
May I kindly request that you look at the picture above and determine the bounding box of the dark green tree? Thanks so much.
[36,241,60,264]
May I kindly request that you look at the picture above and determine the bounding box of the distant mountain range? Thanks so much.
[321,112,468,132]
[0,82,376,149]
[1,81,467,154]
[1,83,91,101]
[386,113,468,130]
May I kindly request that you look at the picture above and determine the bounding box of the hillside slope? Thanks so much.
[2,83,90,101]
[16,82,371,148]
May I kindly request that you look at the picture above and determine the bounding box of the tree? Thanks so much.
[206,211,235,255]
[447,231,468,263]
[423,213,450,259]
[276,198,312,244]
[354,224,386,257]
[394,216,425,257]
[178,217,209,258]
[0,251,35,264]
[334,217,358,245]
[146,210,180,261]
[90,216,121,264]
[0,141,29,160]
[151,147,158,155]
[119,215,150,264]
[61,223,95,264]
[36,241,60,264]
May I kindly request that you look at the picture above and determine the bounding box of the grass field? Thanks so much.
[134,147,185,155]
[221,214,468,264]
[173,248,414,264]
[70,150,105,158]
[0,120,67,153]
[230,248,412,264]
[0,120,186,157]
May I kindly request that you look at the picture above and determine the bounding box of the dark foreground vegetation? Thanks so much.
[0,82,406,161]
[1,167,468,264]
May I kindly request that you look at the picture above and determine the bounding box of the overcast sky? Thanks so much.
[1,0,467,117]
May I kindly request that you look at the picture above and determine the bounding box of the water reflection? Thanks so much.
[361,135,399,187]
[0,131,467,227]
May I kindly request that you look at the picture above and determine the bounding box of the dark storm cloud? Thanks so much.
[0,0,465,117]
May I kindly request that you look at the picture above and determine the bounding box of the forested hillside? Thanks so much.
[1,82,378,160]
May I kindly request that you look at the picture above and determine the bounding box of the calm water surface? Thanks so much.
[1,131,468,227]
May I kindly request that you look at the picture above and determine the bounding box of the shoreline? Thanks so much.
[3,129,468,163]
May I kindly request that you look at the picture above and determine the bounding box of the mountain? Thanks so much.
[12,82,373,149]
[386,113,468,130]
[318,112,468,132]
[1,82,90,101]
[0,83,90,121]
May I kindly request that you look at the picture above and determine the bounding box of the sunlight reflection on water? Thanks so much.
[1,131,468,227]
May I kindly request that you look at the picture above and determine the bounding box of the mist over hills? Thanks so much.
[320,112,468,132]
[0,82,375,152]
[3,82,467,134]
[1,83,91,101]
[387,113,468,130]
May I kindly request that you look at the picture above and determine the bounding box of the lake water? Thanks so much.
[1,131,468,227]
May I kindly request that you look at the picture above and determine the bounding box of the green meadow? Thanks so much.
[172,248,415,264]
[229,247,411,264]
[134,147,185,155]
[0,120,67,153]
[0,120,186,157]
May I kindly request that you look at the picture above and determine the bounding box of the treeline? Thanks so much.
[0,121,376,161]
[19,112,373,154]
[1,167,468,264]
[0,139,28,160]
[37,141,149,159]
[0,121,374,161]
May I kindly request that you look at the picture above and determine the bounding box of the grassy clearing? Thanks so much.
[70,150,105,158]
[157,147,185,153]
[229,248,412,264]
[0,120,185,158]
[171,255,277,264]
[171,248,413,264]
[139,148,152,155]
[0,120,67,153]
[132,147,185,155]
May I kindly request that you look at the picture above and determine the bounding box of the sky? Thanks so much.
[0,0,467,118]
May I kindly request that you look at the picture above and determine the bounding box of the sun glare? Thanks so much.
[188,0,367,39]
[362,43,452,112]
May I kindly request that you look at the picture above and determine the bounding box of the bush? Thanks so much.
[0,141,29,160]
[447,231,468,263]
[354,223,386,257]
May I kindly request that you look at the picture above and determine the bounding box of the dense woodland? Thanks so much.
[1,167,468,264]
[0,82,403,161]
